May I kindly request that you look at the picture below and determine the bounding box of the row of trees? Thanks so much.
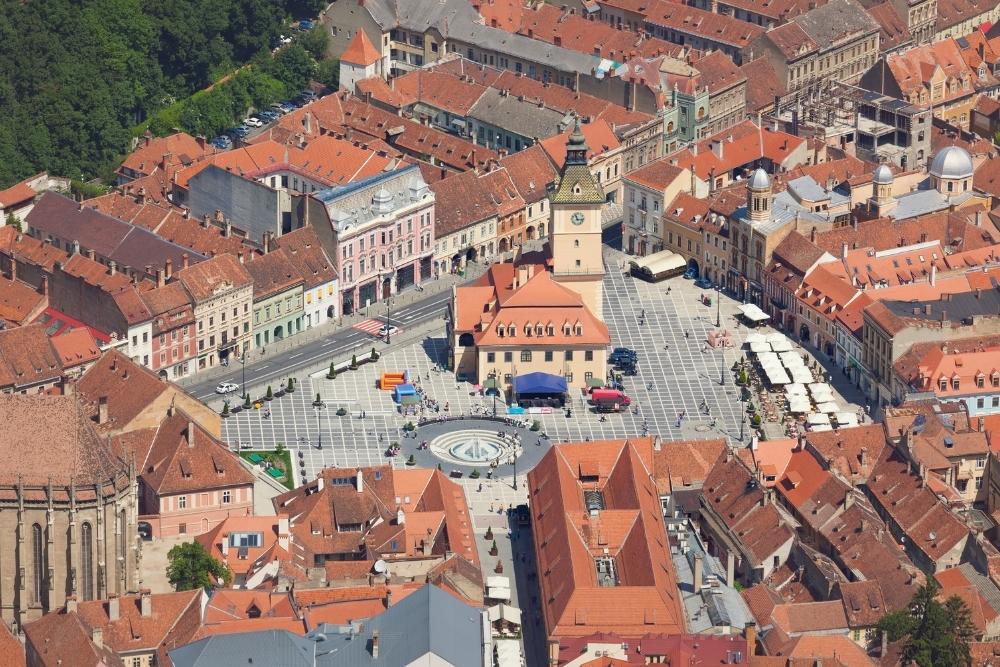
[0,0,330,188]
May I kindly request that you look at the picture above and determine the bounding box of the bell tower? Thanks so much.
[549,120,606,318]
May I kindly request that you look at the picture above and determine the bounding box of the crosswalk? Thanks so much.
[353,318,402,337]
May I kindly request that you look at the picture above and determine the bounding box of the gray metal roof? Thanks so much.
[787,176,827,202]
[169,629,315,667]
[882,287,1000,324]
[873,164,894,185]
[929,145,975,180]
[468,89,571,141]
[888,187,970,221]
[314,164,431,234]
[168,585,487,667]
[748,168,771,190]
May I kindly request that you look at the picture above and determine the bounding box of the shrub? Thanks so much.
[336,407,347,416]
[752,414,762,426]
[370,347,378,361]
[406,454,415,465]
[403,422,415,432]
[276,443,286,456]
[489,539,498,556]
[327,362,336,379]
[350,354,358,369]
[737,369,748,385]
[265,385,273,401]
[470,468,481,479]
[530,420,541,432]
[243,394,252,409]
[287,377,295,392]
[314,392,322,406]
[221,402,230,417]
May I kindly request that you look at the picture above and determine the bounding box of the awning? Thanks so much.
[486,586,511,601]
[514,372,567,395]
[488,603,522,626]
[808,412,832,426]
[785,383,808,396]
[400,394,421,405]
[739,303,770,322]
[749,341,771,354]
[745,333,767,345]
[769,338,793,352]
[787,396,811,413]
[586,377,604,388]
[835,412,859,427]
[817,401,840,414]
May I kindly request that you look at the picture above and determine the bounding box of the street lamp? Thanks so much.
[315,402,325,449]
[240,342,248,396]
[739,390,747,442]
[512,451,517,491]
[715,283,721,328]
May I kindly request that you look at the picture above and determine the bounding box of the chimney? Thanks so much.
[165,259,173,280]
[977,209,984,227]
[979,416,985,432]
[196,135,207,151]
[8,260,15,283]
[693,555,703,593]
[744,622,756,649]
[549,640,560,667]
[356,469,364,493]
[385,589,394,607]
[41,276,49,297]
[108,594,120,621]
[841,242,848,259]
[66,595,78,613]
[278,515,290,550]
[156,266,165,288]
[711,140,723,159]
[371,630,380,658]
[140,589,151,618]
[224,219,232,238]
[881,630,889,657]
[98,396,109,425]
[263,231,271,255]
[860,447,868,468]
[930,264,936,286]
[108,260,117,276]
[92,627,103,649]
[845,489,855,510]
[726,551,735,588]
[810,227,817,242]
[71,239,80,255]
[201,214,210,228]
[187,421,196,447]
[182,253,190,270]
[86,248,96,261]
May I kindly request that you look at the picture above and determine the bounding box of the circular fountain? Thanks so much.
[431,430,512,465]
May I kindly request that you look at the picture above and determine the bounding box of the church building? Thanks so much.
[449,122,610,389]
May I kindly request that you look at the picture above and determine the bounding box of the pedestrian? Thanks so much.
[684,330,690,338]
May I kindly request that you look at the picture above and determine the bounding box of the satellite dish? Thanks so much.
[373,559,388,574]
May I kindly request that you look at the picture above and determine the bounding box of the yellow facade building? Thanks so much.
[449,122,610,389]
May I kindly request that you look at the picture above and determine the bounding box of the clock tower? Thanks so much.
[549,120,606,318]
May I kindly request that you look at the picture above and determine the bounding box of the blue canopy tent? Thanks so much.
[513,372,568,407]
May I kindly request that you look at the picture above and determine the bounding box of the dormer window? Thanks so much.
[497,326,505,338]
[508,325,516,337]
[952,378,960,390]
[535,324,543,336]
[547,325,554,336]
[575,325,583,336]
[939,378,948,391]
[992,372,999,388]
[524,324,533,336]
[977,374,985,388]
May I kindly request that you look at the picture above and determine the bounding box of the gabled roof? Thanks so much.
[0,324,62,388]
[273,226,337,290]
[125,409,253,496]
[175,253,252,303]
[527,438,686,640]
[341,30,382,67]
[244,248,304,300]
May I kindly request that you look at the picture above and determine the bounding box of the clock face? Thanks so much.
[571,212,585,225]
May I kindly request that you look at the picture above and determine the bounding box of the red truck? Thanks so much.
[590,389,631,412]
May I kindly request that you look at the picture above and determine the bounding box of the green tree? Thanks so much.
[298,28,329,60]
[315,58,340,89]
[877,580,976,667]
[263,44,315,96]
[166,541,231,591]
[4,212,21,232]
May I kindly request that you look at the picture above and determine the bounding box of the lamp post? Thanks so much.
[715,283,721,328]
[512,450,517,491]
[240,342,247,396]
[315,402,325,449]
[739,391,746,442]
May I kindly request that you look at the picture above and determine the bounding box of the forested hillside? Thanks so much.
[0,0,326,188]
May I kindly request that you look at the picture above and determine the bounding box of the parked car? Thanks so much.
[300,89,318,100]
[299,19,315,30]
[209,136,232,149]
[608,347,637,366]
[378,324,399,338]
[216,382,240,394]
[270,102,288,114]
[258,110,279,122]
[694,276,713,289]
[682,269,696,280]
[244,117,263,128]
[279,34,293,44]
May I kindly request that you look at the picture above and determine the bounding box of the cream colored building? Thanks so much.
[450,123,610,389]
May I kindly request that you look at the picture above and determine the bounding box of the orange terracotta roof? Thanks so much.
[528,438,685,641]
[50,328,102,370]
[625,159,688,192]
[341,30,381,67]
[541,120,621,166]
[0,276,45,327]
[120,132,212,177]
[0,180,36,208]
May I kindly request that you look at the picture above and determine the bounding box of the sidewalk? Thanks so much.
[178,262,487,390]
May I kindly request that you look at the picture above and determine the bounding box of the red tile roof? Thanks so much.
[0,180,37,209]
[739,58,786,114]
[119,132,212,178]
[341,30,381,67]
[528,438,686,641]
[0,275,45,327]
[51,328,102,371]
[625,159,688,192]
[645,1,765,48]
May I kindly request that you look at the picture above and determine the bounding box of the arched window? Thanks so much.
[81,523,94,601]
[118,509,127,577]
[31,523,44,604]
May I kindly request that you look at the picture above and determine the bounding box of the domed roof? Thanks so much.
[747,168,771,190]
[929,146,974,180]
[873,163,894,185]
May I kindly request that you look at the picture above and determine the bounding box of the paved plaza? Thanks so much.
[218,249,861,667]
[221,247,866,482]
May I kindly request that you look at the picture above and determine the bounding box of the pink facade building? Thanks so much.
[307,164,435,316]
[141,281,198,380]
[120,409,255,538]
